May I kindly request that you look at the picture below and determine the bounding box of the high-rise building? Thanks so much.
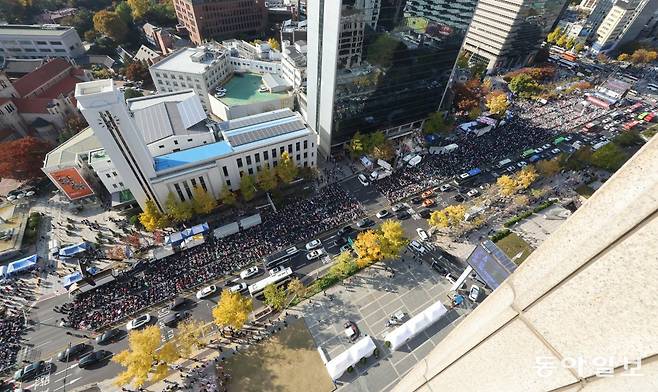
[585,0,616,37]
[462,0,568,71]
[172,0,267,45]
[306,0,477,155]
[594,0,658,53]
[393,136,658,392]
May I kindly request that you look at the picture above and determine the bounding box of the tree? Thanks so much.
[93,11,128,42]
[115,1,133,25]
[68,9,94,39]
[456,51,470,68]
[127,0,151,20]
[453,82,480,112]
[379,220,408,259]
[372,142,395,161]
[574,43,585,53]
[145,0,177,26]
[263,284,287,311]
[617,53,630,62]
[590,143,628,172]
[329,251,359,277]
[175,319,207,358]
[613,131,643,147]
[596,53,610,63]
[256,167,278,192]
[423,111,452,135]
[165,193,193,222]
[139,199,169,231]
[516,165,538,190]
[546,28,561,44]
[212,289,253,330]
[485,90,509,116]
[276,151,298,183]
[0,137,52,180]
[113,326,179,388]
[267,37,280,51]
[364,131,386,153]
[565,38,575,50]
[535,158,561,177]
[508,73,539,96]
[353,230,383,266]
[556,34,568,48]
[124,88,143,99]
[239,174,257,201]
[219,187,237,206]
[124,61,152,84]
[428,205,466,228]
[348,131,365,157]
[191,186,217,215]
[467,107,482,120]
[497,175,517,196]
[287,277,306,303]
[630,48,658,64]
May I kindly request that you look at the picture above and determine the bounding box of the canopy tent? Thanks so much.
[213,222,240,239]
[384,301,448,350]
[5,254,38,276]
[62,267,99,288]
[0,266,7,278]
[239,214,261,230]
[325,336,376,380]
[59,242,90,257]
[181,234,205,250]
[165,231,185,245]
[182,223,210,238]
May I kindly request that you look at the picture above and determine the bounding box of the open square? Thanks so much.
[224,318,335,392]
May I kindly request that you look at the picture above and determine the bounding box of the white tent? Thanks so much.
[325,336,376,380]
[213,222,240,239]
[384,301,448,350]
[408,155,422,167]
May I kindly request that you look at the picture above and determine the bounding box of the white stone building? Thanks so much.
[0,24,84,60]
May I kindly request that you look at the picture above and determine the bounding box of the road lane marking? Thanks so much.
[54,364,78,376]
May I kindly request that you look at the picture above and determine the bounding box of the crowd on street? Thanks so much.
[376,93,608,202]
[0,314,25,373]
[65,187,365,331]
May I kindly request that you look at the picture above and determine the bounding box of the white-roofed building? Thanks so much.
[133,45,163,65]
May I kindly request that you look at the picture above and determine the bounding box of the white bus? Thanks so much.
[248,267,293,297]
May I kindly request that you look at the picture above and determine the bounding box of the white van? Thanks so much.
[358,174,369,186]
[497,158,512,168]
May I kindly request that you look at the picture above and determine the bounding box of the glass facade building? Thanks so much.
[306,0,478,155]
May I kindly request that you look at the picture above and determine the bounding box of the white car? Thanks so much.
[376,210,389,218]
[542,143,551,149]
[229,282,248,293]
[551,148,561,154]
[416,228,430,241]
[459,172,470,179]
[25,190,36,197]
[305,239,322,250]
[306,248,325,260]
[409,240,426,254]
[469,285,481,301]
[269,265,284,275]
[357,174,369,186]
[196,284,217,299]
[391,203,405,213]
[466,189,480,198]
[439,184,451,192]
[517,161,527,168]
[445,273,456,284]
[126,314,151,331]
[240,266,259,279]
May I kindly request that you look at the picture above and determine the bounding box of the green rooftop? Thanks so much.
[218,73,287,107]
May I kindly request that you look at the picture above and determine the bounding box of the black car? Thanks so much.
[343,321,360,342]
[14,361,46,382]
[396,211,411,220]
[163,312,188,327]
[78,351,109,368]
[431,261,448,275]
[332,237,347,247]
[337,225,354,237]
[95,328,122,345]
[410,196,422,205]
[454,194,465,203]
[356,218,374,229]
[58,343,88,362]
[419,209,431,219]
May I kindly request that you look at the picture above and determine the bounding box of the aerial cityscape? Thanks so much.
[0,0,656,391]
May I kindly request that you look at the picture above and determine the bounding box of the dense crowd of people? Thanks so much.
[0,314,25,372]
[376,93,609,202]
[66,187,365,331]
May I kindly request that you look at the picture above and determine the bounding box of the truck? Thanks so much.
[429,143,458,155]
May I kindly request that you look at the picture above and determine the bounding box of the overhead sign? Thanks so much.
[49,167,94,200]
[466,240,518,289]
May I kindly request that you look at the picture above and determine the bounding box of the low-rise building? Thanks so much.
[134,45,163,65]
[0,24,84,60]
[281,40,307,91]
[0,58,91,141]
[66,79,316,212]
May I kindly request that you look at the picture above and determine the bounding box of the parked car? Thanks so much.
[14,361,47,382]
[357,174,369,186]
[454,194,465,203]
[466,189,480,198]
[339,244,352,253]
[163,312,188,327]
[126,314,151,331]
[306,248,325,260]
[240,266,259,279]
[195,285,217,300]
[469,285,481,302]
[409,240,426,254]
[78,351,109,368]
[95,328,122,345]
[376,210,389,218]
[332,237,347,247]
[269,265,284,275]
[418,209,431,219]
[305,239,322,250]
[58,343,88,361]
[170,297,188,311]
[337,225,354,237]
[396,210,411,220]
[421,190,434,198]
[410,196,422,205]
[416,228,430,241]
[551,148,561,155]
[391,203,405,212]
[439,184,451,192]
[422,198,435,207]
[356,218,374,229]
[343,321,360,342]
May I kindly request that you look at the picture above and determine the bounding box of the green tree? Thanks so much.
[617,53,630,62]
[535,158,561,177]
[144,0,177,26]
[515,165,538,190]
[239,174,257,201]
[372,142,395,161]
[174,319,207,358]
[456,51,470,68]
[423,111,451,135]
[286,277,306,303]
[115,1,133,25]
[546,28,561,44]
[256,167,278,192]
[613,131,643,147]
[353,230,384,267]
[124,88,143,99]
[267,37,280,51]
[590,143,629,172]
[379,220,408,259]
[497,175,517,196]
[276,151,298,183]
[329,251,359,278]
[139,199,169,231]
[574,43,585,53]
[219,187,237,206]
[123,61,152,84]
[127,0,151,20]
[212,290,253,330]
[191,186,217,215]
[93,10,128,42]
[165,193,193,222]
[565,38,575,50]
[509,73,539,96]
[263,284,287,311]
[556,34,568,48]
[364,131,386,153]
[348,131,365,157]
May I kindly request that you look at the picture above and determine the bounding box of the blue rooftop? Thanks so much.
[154,141,233,171]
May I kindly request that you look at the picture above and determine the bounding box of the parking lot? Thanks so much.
[290,252,471,392]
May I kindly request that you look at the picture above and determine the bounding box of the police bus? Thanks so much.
[248,267,293,297]
[263,246,299,269]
